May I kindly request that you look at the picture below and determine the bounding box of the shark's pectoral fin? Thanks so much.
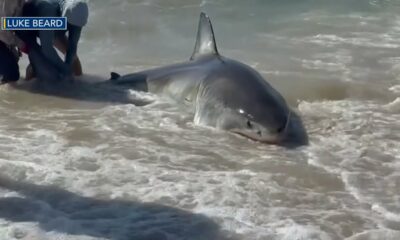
[190,12,219,60]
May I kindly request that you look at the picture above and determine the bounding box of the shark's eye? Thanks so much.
[247,120,253,129]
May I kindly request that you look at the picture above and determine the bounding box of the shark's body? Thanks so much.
[111,13,308,146]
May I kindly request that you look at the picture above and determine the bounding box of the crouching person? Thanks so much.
[20,0,88,81]
[0,0,25,84]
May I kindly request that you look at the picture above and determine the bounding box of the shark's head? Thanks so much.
[219,90,290,145]
[196,63,298,145]
[226,108,308,146]
[192,13,308,146]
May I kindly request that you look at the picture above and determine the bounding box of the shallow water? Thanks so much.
[0,0,400,239]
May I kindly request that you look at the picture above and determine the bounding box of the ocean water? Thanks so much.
[0,0,400,239]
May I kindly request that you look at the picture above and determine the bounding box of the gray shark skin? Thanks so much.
[111,13,308,147]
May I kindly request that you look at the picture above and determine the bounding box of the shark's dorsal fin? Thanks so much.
[190,12,219,60]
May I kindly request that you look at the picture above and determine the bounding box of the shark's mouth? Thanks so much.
[231,130,283,145]
[231,111,292,145]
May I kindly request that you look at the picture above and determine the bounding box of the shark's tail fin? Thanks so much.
[190,12,219,60]
[110,72,121,81]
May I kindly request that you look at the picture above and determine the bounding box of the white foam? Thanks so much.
[389,85,400,94]
[372,204,400,222]
[276,224,332,240]
[303,34,400,49]
[384,97,400,112]
[347,229,400,240]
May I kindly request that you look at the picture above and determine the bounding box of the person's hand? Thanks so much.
[57,63,72,78]
[58,66,74,83]
[10,46,20,61]
[18,42,30,55]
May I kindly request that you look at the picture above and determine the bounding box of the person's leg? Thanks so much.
[0,41,20,83]
[16,24,39,81]
[19,39,37,80]
[54,36,83,76]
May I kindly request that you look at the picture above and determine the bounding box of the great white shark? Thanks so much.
[110,13,308,146]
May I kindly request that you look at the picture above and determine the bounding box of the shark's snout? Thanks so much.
[232,127,285,145]
[231,111,291,145]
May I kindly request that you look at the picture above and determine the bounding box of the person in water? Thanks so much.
[18,0,89,80]
[0,0,25,84]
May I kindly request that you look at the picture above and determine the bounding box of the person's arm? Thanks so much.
[36,1,70,76]
[39,30,69,75]
[65,24,82,67]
